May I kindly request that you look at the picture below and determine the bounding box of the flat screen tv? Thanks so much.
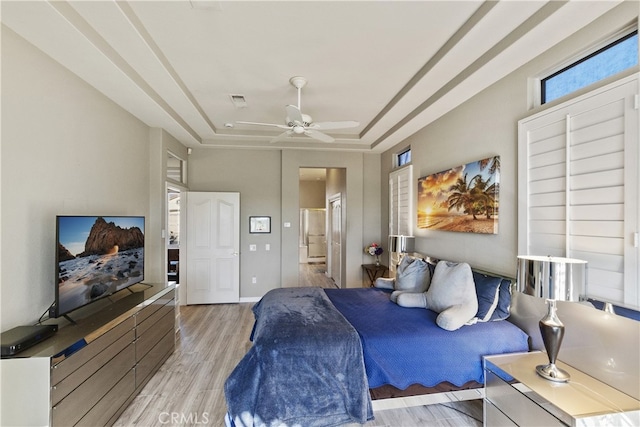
[52,215,145,319]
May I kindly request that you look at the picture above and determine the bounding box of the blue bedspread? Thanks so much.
[325,287,529,389]
[224,287,373,427]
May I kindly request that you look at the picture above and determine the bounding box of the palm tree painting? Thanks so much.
[417,156,499,234]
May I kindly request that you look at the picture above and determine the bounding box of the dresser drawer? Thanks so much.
[51,329,134,406]
[136,303,174,358]
[75,368,135,427]
[135,289,175,326]
[136,299,174,338]
[52,344,135,427]
[136,328,175,388]
[485,370,565,427]
[484,399,517,426]
[52,316,135,384]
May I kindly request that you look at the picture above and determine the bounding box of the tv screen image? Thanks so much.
[55,216,145,317]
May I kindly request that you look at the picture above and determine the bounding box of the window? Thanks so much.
[519,75,639,309]
[397,147,411,167]
[541,30,638,104]
[389,165,413,270]
[167,151,186,184]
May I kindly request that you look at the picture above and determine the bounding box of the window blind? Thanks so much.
[389,165,412,236]
[519,75,638,308]
[389,165,413,269]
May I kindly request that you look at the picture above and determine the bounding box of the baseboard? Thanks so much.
[240,296,261,303]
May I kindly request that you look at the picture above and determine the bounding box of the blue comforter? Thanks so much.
[325,287,530,389]
[224,287,373,427]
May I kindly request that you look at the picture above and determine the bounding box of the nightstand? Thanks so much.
[361,263,388,287]
[483,352,640,426]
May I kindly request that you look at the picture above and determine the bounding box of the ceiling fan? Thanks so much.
[236,76,360,143]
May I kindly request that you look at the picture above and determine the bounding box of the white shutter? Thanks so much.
[389,165,413,236]
[519,75,639,308]
[389,165,413,269]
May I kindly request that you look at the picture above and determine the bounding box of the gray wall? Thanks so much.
[381,2,638,278]
[1,22,384,325]
[300,180,326,208]
[187,147,283,298]
[188,149,382,297]
[1,28,155,330]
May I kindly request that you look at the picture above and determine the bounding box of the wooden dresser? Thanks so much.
[0,283,176,426]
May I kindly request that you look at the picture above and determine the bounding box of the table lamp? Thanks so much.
[388,235,415,266]
[516,255,587,382]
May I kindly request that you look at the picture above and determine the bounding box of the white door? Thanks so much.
[329,195,342,288]
[185,192,240,304]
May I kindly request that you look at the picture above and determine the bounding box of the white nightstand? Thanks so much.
[483,352,640,426]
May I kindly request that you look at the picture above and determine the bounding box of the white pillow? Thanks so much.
[395,256,431,292]
[425,261,478,331]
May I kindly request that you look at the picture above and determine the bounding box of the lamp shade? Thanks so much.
[388,235,415,253]
[516,255,587,302]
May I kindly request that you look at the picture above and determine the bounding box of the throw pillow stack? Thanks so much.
[384,258,512,331]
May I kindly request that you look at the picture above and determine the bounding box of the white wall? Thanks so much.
[381,2,639,277]
[1,27,154,330]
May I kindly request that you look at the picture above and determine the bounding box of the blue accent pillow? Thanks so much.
[472,271,502,322]
[490,279,512,321]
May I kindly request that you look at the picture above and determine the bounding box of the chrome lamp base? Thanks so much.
[538,299,571,382]
[536,363,570,382]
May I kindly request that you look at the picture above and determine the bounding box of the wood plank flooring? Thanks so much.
[114,264,482,427]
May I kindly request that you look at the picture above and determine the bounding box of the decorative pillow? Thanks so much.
[394,256,431,292]
[489,278,512,321]
[425,261,477,331]
[472,271,502,322]
[387,256,430,303]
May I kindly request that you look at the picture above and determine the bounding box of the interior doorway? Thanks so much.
[167,188,180,284]
[298,167,345,288]
[299,168,329,287]
[328,193,342,288]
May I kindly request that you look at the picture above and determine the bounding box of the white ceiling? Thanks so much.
[1,1,622,152]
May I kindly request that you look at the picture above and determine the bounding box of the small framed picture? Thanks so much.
[249,216,271,234]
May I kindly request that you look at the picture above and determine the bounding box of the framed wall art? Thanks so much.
[417,156,500,234]
[249,216,271,234]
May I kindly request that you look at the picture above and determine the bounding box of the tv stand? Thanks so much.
[0,283,176,427]
[61,314,77,325]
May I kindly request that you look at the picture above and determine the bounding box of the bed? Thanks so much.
[225,269,530,427]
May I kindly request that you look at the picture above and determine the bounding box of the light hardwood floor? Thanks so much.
[114,265,482,427]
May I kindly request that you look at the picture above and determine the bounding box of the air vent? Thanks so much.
[229,94,247,108]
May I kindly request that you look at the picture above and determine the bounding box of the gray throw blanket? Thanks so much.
[224,287,373,427]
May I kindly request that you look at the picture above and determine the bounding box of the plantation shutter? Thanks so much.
[518,75,639,308]
[389,166,413,270]
[389,165,413,236]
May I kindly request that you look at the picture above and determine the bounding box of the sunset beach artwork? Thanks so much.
[418,156,500,234]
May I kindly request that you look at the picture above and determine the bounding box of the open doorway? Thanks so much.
[298,167,345,288]
[299,168,330,287]
[167,188,180,284]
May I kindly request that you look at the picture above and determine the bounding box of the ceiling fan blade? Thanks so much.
[270,130,294,143]
[236,121,290,129]
[285,104,304,125]
[304,129,335,143]
[310,120,360,130]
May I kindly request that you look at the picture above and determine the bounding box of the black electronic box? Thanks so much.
[1,325,58,357]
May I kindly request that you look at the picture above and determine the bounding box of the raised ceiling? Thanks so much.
[1,1,622,152]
